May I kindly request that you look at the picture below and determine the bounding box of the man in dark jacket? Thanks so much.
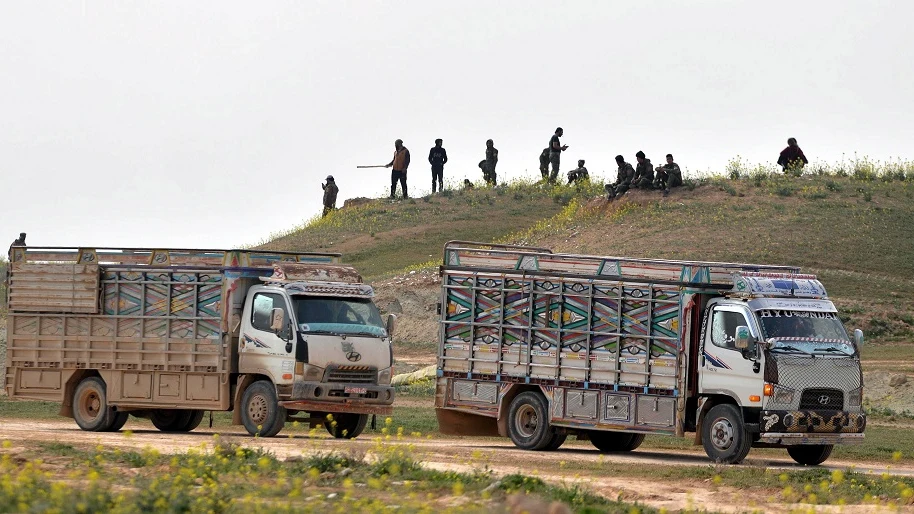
[428,139,448,193]
[777,137,808,174]
[605,155,635,200]
[632,151,654,189]
[483,139,498,186]
[321,176,339,217]
[548,127,568,183]
[538,148,550,180]
[385,139,410,199]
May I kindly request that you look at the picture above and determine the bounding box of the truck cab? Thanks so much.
[235,262,395,438]
[697,273,865,464]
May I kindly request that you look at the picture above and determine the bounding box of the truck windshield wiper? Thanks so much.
[770,345,812,355]
[815,346,852,355]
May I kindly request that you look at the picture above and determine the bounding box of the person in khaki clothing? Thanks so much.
[385,139,410,199]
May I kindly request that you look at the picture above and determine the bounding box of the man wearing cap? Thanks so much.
[321,176,339,217]
[428,138,448,193]
[385,139,410,199]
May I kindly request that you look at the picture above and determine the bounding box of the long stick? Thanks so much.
[356,164,388,169]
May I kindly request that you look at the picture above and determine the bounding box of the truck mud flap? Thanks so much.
[278,400,393,416]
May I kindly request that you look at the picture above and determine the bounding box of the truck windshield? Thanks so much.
[292,295,386,338]
[757,309,855,355]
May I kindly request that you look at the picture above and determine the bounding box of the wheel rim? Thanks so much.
[78,389,102,422]
[710,416,734,451]
[514,404,538,438]
[247,394,268,425]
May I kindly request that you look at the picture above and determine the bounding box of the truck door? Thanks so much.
[239,291,295,384]
[699,304,761,405]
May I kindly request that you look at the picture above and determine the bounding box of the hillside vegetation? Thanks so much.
[261,164,914,352]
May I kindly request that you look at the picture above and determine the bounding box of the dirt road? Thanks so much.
[4,418,914,513]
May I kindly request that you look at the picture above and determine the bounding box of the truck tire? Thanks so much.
[182,410,206,432]
[544,432,567,451]
[106,412,130,432]
[787,445,833,466]
[241,381,287,437]
[73,377,117,432]
[150,409,194,432]
[702,404,751,464]
[589,431,645,452]
[325,413,369,439]
[507,391,554,451]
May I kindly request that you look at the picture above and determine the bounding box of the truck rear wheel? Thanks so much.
[787,444,833,466]
[183,410,206,432]
[589,431,645,452]
[150,410,194,432]
[106,412,129,432]
[507,391,554,450]
[73,377,118,432]
[325,413,368,439]
[241,381,286,437]
[702,404,751,464]
[544,432,567,451]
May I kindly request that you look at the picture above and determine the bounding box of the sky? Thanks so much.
[2,1,913,250]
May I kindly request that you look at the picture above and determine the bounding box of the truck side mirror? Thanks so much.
[854,328,864,347]
[734,325,751,350]
[270,308,285,333]
[386,314,397,337]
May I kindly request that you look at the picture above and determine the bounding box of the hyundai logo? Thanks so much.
[818,395,831,405]
[346,351,362,362]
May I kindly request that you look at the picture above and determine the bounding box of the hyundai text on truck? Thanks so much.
[434,242,865,464]
[4,246,395,438]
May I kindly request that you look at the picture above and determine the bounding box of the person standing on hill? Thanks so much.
[385,139,410,199]
[321,176,339,217]
[632,151,654,189]
[428,138,448,193]
[777,137,809,174]
[605,155,635,200]
[538,148,550,180]
[654,154,683,196]
[548,127,568,183]
[482,139,499,186]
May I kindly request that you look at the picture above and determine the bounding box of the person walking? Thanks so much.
[777,137,808,174]
[548,127,568,183]
[428,139,448,193]
[321,176,339,217]
[632,151,654,189]
[482,139,499,186]
[385,139,410,199]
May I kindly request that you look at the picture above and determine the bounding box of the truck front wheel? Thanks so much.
[702,404,751,464]
[325,413,368,439]
[73,377,117,432]
[787,445,833,466]
[507,391,554,450]
[590,431,645,452]
[241,381,287,437]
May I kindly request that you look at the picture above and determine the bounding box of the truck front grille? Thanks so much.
[800,388,844,410]
[326,366,377,384]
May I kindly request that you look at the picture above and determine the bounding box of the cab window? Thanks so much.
[710,309,750,351]
[252,293,290,333]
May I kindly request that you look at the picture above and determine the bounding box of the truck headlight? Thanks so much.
[378,368,392,385]
[773,385,795,404]
[301,364,323,380]
[847,387,862,407]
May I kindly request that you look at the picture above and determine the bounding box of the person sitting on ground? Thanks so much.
[654,154,683,196]
[632,151,654,189]
[538,148,550,180]
[463,178,474,190]
[567,160,590,185]
[605,155,635,200]
[777,137,808,174]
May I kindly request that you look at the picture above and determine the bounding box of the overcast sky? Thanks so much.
[2,1,912,250]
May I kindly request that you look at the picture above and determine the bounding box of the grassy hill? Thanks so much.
[261,168,914,353]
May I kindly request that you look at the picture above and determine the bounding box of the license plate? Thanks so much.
[345,387,368,394]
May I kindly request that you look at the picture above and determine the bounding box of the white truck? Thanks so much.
[435,242,865,464]
[5,246,395,438]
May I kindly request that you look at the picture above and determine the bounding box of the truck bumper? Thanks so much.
[758,432,865,446]
[760,409,866,435]
[278,399,393,416]
[282,379,394,415]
